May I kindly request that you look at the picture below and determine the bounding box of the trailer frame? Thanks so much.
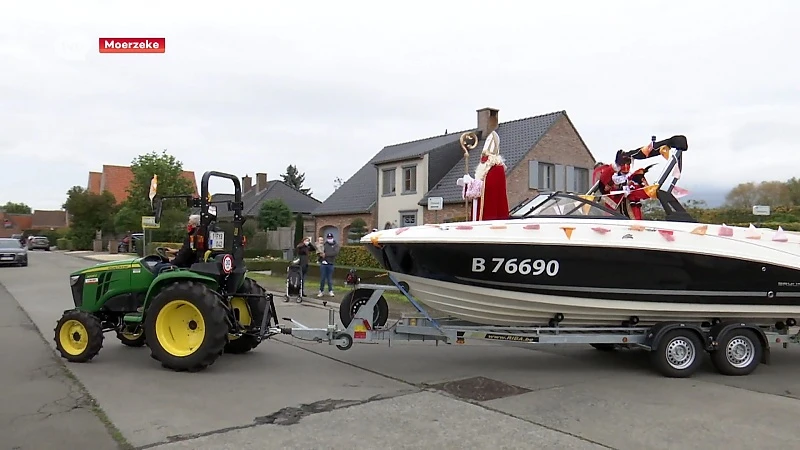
[271,274,800,378]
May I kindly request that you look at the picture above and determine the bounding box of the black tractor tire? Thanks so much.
[224,278,270,354]
[116,327,146,347]
[144,281,229,372]
[54,310,104,363]
[339,288,389,328]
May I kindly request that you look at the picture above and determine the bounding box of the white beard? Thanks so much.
[474,154,505,181]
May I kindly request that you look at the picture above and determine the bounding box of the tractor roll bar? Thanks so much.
[199,171,245,260]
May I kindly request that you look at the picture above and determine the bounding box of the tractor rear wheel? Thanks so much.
[54,310,104,363]
[225,278,270,354]
[145,281,228,372]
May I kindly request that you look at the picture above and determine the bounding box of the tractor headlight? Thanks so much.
[70,275,80,286]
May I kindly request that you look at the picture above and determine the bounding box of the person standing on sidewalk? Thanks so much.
[317,232,340,298]
[295,237,315,296]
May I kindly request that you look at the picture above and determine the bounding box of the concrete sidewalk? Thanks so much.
[0,281,124,450]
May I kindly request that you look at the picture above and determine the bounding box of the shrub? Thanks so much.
[244,258,389,284]
[56,238,73,250]
[243,248,283,259]
[336,245,381,269]
[726,222,800,232]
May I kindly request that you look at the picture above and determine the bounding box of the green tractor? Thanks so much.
[53,171,279,372]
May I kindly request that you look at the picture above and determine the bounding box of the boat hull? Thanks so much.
[367,236,800,326]
[393,272,800,326]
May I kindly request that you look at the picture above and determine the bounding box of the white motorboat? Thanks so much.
[361,136,800,327]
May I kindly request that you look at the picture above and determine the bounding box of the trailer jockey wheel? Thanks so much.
[334,332,353,351]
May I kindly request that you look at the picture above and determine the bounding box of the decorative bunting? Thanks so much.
[639,142,654,157]
[718,224,734,237]
[773,226,788,242]
[690,225,708,235]
[672,165,681,179]
[456,225,473,230]
[490,225,507,229]
[395,227,410,235]
[370,235,382,248]
[658,229,675,242]
[523,224,540,230]
[561,226,575,240]
[745,224,761,240]
[643,184,660,199]
[659,145,671,160]
[592,227,611,234]
[672,186,690,199]
[629,224,646,231]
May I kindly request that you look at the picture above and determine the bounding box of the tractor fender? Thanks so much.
[709,321,770,365]
[143,270,220,309]
[643,321,710,352]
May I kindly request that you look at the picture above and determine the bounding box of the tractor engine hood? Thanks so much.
[71,258,140,277]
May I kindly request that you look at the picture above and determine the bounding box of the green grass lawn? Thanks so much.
[247,272,413,308]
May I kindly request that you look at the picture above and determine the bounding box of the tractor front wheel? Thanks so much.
[225,278,270,354]
[145,281,228,372]
[54,310,104,363]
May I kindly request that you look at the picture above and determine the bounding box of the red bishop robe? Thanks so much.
[475,163,510,221]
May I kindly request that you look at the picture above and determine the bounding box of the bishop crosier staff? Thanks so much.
[457,130,510,221]
[458,132,478,219]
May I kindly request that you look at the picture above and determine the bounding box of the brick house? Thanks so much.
[312,107,596,241]
[209,172,321,235]
[87,164,199,204]
[0,210,68,238]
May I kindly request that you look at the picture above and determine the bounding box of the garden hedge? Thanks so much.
[244,258,390,284]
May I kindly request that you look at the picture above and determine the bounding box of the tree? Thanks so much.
[724,180,792,208]
[347,218,368,243]
[257,199,292,231]
[119,150,195,240]
[62,186,118,249]
[280,165,312,196]
[293,212,304,246]
[1,202,32,214]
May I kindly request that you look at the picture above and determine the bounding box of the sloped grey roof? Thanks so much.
[209,180,321,218]
[420,111,564,205]
[313,132,464,216]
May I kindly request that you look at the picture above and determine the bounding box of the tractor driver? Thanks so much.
[155,215,200,272]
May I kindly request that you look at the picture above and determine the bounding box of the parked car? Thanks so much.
[118,233,144,253]
[27,236,51,251]
[0,238,28,267]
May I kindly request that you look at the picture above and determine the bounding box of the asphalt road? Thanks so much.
[2,251,800,449]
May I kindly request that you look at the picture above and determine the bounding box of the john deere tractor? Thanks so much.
[54,171,279,372]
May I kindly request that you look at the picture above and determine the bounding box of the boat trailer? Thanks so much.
[262,277,800,379]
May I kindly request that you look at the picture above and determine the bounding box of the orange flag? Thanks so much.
[643,184,660,199]
[561,226,575,239]
[659,145,671,159]
[629,224,646,231]
[690,225,708,235]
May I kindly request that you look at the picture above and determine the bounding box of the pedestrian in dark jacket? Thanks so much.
[317,232,340,297]
[295,237,315,296]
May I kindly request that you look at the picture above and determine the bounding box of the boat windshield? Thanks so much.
[510,192,625,219]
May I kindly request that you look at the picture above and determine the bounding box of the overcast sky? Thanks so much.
[2,0,798,210]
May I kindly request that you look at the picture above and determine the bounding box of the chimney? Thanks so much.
[256,173,268,192]
[477,107,499,137]
[242,174,252,193]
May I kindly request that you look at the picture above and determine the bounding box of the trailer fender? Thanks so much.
[644,322,709,352]
[709,321,770,365]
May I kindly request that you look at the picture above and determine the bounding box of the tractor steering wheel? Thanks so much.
[155,247,170,262]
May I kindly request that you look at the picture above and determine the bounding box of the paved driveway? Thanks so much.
[1,252,799,449]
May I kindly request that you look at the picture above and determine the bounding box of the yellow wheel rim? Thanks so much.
[59,319,89,356]
[228,297,251,341]
[121,330,143,340]
[154,300,206,357]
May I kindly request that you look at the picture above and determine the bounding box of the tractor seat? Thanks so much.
[140,255,166,273]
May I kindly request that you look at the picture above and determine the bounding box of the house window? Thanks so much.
[382,168,396,196]
[400,211,417,227]
[402,165,417,194]
[538,163,555,190]
[574,167,590,193]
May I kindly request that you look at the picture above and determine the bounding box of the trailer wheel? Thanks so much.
[710,329,762,376]
[650,329,704,378]
[339,288,389,328]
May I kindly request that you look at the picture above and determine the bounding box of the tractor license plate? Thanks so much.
[209,231,225,250]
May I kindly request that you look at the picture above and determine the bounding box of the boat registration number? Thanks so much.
[471,258,560,277]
